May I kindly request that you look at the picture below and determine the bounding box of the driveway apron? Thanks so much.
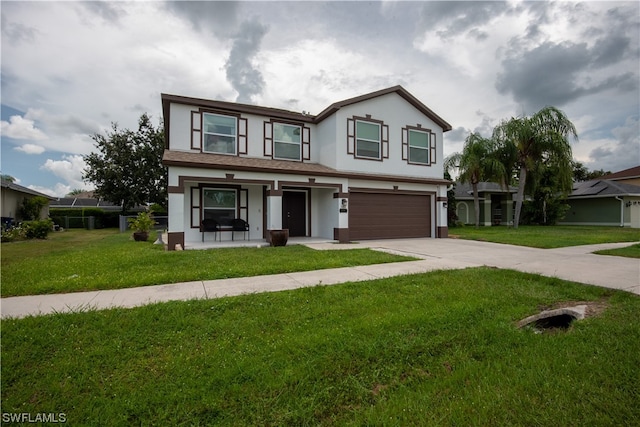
[358,238,640,295]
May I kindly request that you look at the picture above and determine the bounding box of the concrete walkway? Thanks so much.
[1,239,638,319]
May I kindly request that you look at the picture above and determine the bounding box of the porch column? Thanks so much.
[483,198,492,226]
[167,192,185,250]
[506,198,514,226]
[436,185,448,238]
[266,190,283,242]
[333,192,349,243]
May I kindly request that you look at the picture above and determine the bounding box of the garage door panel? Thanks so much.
[349,192,431,240]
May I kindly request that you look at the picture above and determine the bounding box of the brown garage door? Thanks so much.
[349,192,431,240]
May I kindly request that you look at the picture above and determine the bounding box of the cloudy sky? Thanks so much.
[1,1,639,197]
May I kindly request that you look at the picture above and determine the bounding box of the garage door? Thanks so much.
[349,192,431,240]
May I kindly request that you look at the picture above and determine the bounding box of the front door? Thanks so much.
[282,191,307,237]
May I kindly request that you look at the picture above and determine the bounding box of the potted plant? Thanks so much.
[269,229,289,247]
[128,212,156,242]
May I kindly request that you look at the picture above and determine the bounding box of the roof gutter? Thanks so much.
[615,196,624,227]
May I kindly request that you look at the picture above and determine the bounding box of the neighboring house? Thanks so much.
[0,180,54,224]
[453,182,517,226]
[598,165,640,187]
[560,177,640,228]
[162,85,452,249]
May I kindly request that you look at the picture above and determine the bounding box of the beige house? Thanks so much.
[1,180,54,226]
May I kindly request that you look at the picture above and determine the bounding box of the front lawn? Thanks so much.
[450,225,640,248]
[0,229,413,297]
[593,243,640,258]
[2,268,638,425]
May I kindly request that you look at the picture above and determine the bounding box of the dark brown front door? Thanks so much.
[283,191,306,237]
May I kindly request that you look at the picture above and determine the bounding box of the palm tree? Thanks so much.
[445,133,505,228]
[493,106,577,228]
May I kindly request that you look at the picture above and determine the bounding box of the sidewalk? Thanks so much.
[1,239,638,319]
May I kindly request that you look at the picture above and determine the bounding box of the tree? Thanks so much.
[493,106,577,228]
[83,114,167,212]
[572,161,610,182]
[1,174,16,183]
[18,196,49,220]
[522,161,570,225]
[444,170,458,226]
[67,189,85,196]
[445,133,505,228]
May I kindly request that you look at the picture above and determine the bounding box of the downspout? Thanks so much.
[615,196,624,227]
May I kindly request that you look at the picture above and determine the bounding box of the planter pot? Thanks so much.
[269,229,289,247]
[132,231,149,242]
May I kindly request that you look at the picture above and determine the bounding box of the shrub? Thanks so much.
[128,212,156,233]
[22,219,54,239]
[18,196,49,220]
[149,203,167,215]
[49,208,123,229]
[1,225,26,242]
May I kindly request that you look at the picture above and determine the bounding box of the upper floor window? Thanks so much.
[356,120,381,159]
[273,123,301,161]
[402,125,436,166]
[264,120,310,161]
[408,129,430,165]
[347,116,389,161]
[203,113,237,155]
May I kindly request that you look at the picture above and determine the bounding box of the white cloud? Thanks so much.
[1,115,47,140]
[27,183,71,198]
[14,143,46,155]
[39,155,92,196]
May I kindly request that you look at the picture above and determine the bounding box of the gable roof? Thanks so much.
[599,165,640,181]
[0,180,55,200]
[568,179,640,199]
[161,85,452,140]
[314,86,452,131]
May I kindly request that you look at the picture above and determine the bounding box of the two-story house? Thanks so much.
[162,86,452,250]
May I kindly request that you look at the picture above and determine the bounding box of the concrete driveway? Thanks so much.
[354,238,640,295]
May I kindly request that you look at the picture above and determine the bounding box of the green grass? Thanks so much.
[0,229,413,297]
[593,243,640,258]
[2,268,639,426]
[450,225,640,248]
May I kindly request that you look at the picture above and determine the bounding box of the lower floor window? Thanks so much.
[203,188,237,226]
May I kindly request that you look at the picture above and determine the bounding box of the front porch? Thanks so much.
[167,235,338,250]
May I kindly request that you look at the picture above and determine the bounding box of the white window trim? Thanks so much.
[202,113,238,155]
[355,119,381,160]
